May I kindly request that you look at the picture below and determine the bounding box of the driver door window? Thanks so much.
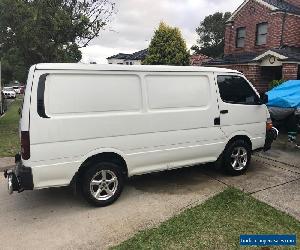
[217,75,259,105]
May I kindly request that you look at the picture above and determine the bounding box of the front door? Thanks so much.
[215,74,267,149]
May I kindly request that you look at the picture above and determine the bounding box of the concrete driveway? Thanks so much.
[0,143,299,249]
[0,165,226,250]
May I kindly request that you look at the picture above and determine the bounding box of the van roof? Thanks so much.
[35,63,240,74]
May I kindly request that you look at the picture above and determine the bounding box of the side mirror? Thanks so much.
[257,93,268,105]
[261,93,268,104]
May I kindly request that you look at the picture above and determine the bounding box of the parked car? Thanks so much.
[12,86,21,94]
[4,64,276,207]
[2,87,16,99]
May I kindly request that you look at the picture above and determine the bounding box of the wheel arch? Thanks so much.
[216,134,252,164]
[72,149,129,188]
[226,134,252,151]
[214,133,253,173]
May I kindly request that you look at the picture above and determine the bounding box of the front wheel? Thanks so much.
[81,162,124,207]
[222,140,251,175]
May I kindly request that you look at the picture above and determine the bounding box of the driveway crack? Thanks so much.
[255,154,299,171]
[253,156,300,175]
[201,171,230,187]
[248,177,300,195]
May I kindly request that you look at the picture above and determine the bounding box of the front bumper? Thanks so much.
[264,127,279,151]
[3,154,34,194]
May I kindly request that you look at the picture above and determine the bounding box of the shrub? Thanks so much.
[269,79,285,90]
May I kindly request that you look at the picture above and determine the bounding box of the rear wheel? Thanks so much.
[81,162,124,207]
[222,140,251,175]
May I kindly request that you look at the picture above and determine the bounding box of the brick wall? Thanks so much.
[282,63,299,80]
[283,15,300,47]
[224,24,233,55]
[225,0,300,56]
[268,12,284,48]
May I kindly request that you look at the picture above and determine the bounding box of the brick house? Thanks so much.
[206,0,300,92]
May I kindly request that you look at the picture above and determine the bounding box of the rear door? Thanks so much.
[216,74,267,150]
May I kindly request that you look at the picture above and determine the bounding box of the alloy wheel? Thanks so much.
[230,147,248,171]
[90,170,118,201]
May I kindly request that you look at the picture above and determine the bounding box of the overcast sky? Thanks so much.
[80,0,244,64]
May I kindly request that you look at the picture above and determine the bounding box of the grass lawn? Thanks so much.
[0,98,23,157]
[113,188,300,250]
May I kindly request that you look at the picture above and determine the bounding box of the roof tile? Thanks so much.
[263,0,300,14]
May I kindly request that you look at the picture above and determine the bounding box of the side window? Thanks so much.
[236,27,246,48]
[217,75,259,105]
[256,22,268,45]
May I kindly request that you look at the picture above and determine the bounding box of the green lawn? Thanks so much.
[0,99,22,157]
[113,188,300,250]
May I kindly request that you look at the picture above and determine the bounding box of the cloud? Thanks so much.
[80,0,244,64]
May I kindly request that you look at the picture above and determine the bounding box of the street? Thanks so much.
[0,149,299,250]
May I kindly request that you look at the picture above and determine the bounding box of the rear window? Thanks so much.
[44,74,142,115]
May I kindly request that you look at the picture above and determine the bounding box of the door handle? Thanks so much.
[220,110,228,114]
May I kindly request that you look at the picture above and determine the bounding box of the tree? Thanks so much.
[143,22,190,66]
[0,0,116,84]
[192,12,231,58]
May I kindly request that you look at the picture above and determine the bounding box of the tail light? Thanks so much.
[266,118,273,131]
[21,131,30,160]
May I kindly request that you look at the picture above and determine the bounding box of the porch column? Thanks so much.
[282,63,298,80]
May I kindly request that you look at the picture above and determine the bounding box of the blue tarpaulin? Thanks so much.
[267,80,300,108]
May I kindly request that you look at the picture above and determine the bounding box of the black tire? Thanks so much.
[81,161,124,207]
[222,139,251,176]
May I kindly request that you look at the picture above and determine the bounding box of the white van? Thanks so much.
[4,64,276,206]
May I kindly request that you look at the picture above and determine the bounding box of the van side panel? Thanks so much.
[28,70,225,188]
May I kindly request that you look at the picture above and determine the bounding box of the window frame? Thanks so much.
[236,27,246,48]
[216,74,260,106]
[256,22,268,46]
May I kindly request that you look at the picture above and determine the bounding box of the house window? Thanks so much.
[256,22,268,45]
[236,27,246,48]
